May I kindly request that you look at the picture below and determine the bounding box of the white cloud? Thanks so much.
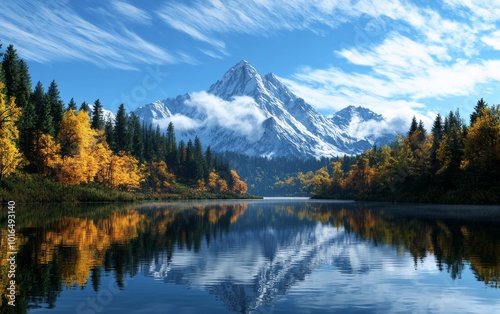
[156,0,500,129]
[482,30,500,50]
[155,114,202,132]
[186,92,267,142]
[0,1,175,69]
[112,1,151,24]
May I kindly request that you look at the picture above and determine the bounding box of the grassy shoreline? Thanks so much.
[0,174,261,203]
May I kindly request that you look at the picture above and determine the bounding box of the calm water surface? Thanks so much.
[2,199,500,313]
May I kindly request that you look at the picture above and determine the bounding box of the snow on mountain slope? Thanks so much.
[133,60,395,158]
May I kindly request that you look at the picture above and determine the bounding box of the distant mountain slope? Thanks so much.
[133,60,395,158]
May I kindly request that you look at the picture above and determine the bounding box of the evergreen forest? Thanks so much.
[0,44,248,202]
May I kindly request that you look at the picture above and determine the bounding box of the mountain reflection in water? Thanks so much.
[1,200,500,313]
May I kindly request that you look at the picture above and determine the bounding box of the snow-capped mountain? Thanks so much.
[87,103,116,122]
[134,60,395,158]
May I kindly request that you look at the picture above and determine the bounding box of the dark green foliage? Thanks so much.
[91,99,105,130]
[32,81,54,136]
[143,123,153,162]
[46,80,64,135]
[408,116,418,136]
[113,103,129,153]
[79,101,90,113]
[165,122,178,168]
[104,119,115,150]
[67,97,77,111]
[470,98,487,126]
[1,44,20,101]
[129,113,144,162]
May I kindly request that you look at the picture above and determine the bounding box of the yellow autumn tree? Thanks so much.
[461,105,500,186]
[103,153,143,190]
[37,133,61,176]
[207,170,230,193]
[230,170,248,194]
[144,161,176,193]
[0,82,23,180]
[55,109,100,185]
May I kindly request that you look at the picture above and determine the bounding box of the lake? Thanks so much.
[2,199,500,313]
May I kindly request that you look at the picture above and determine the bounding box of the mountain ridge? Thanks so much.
[133,60,395,158]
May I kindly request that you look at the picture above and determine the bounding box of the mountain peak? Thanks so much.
[134,61,395,159]
[208,60,262,99]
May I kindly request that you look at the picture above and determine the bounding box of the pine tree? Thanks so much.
[177,140,186,180]
[205,146,213,175]
[129,113,143,162]
[408,116,418,136]
[2,50,35,163]
[165,122,178,168]
[80,101,90,113]
[470,98,487,126]
[30,81,54,172]
[114,103,129,153]
[15,60,31,110]
[91,99,105,130]
[436,110,466,188]
[67,98,77,111]
[1,45,20,102]
[46,80,64,135]
[430,114,443,171]
[143,123,153,162]
[104,119,115,151]
[194,136,206,181]
[32,81,54,135]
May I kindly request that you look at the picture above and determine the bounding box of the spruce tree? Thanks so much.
[1,45,20,101]
[177,140,186,180]
[114,103,129,153]
[46,80,64,135]
[408,116,418,136]
[430,113,443,170]
[143,123,153,162]
[165,121,178,168]
[67,98,77,111]
[32,81,53,136]
[470,98,487,126]
[205,146,213,172]
[2,50,35,162]
[80,101,90,113]
[104,119,115,149]
[30,81,53,172]
[194,136,206,181]
[417,120,426,143]
[91,99,104,130]
[129,113,143,162]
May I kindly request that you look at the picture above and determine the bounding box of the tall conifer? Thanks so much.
[46,80,64,135]
[114,103,129,153]
[91,99,104,130]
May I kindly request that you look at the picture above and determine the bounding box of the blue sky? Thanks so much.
[1,0,500,129]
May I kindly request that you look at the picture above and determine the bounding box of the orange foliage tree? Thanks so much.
[0,82,23,180]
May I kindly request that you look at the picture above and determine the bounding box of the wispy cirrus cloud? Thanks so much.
[112,1,151,24]
[0,0,177,70]
[158,0,500,127]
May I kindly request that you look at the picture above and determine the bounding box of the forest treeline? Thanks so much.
[0,44,248,199]
[305,100,500,204]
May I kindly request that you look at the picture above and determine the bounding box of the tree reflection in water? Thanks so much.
[1,201,500,313]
